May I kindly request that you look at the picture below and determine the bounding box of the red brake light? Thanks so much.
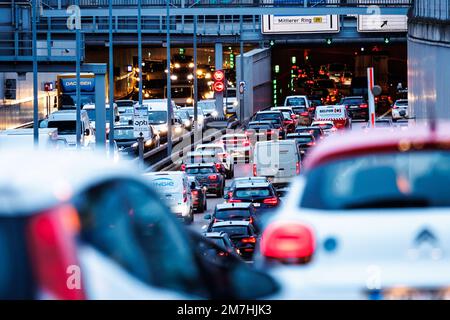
[360,103,368,109]
[300,112,309,117]
[253,164,257,176]
[263,197,279,206]
[260,222,315,263]
[266,130,273,135]
[296,161,300,174]
[241,237,256,244]
[215,163,221,170]
[27,205,85,300]
[181,164,186,171]
[229,199,242,203]
[249,217,254,224]
[208,174,218,181]
[191,190,198,196]
[242,140,250,147]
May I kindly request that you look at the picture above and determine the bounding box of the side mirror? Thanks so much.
[204,214,211,220]
[84,128,90,136]
[115,115,120,122]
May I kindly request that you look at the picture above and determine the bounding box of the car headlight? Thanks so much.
[145,140,153,147]
[174,63,181,69]
[187,74,194,80]
[205,73,211,79]
[184,120,191,127]
[132,142,138,148]
[212,111,218,117]
[186,97,193,104]
[233,101,238,106]
[188,62,195,68]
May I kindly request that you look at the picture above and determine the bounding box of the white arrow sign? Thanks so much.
[133,106,150,138]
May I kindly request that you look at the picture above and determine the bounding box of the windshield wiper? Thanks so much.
[344,197,430,209]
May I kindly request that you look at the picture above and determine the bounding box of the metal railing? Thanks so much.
[41,0,412,8]
[413,0,450,20]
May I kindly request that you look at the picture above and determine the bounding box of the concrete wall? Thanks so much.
[236,48,272,120]
[408,0,450,120]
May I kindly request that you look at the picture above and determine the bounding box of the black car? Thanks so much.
[295,126,325,141]
[253,111,286,139]
[210,221,258,259]
[340,96,368,120]
[245,121,278,143]
[188,176,207,213]
[114,125,160,154]
[286,132,316,159]
[185,163,225,197]
[182,151,227,176]
[203,232,240,257]
[227,181,281,212]
[204,202,260,233]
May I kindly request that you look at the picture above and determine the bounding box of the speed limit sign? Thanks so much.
[133,106,150,138]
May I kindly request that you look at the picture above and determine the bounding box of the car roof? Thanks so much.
[203,232,226,238]
[212,221,250,228]
[233,177,267,183]
[216,202,253,210]
[256,111,282,114]
[187,150,216,155]
[48,110,87,121]
[222,134,247,138]
[143,171,186,178]
[248,121,273,125]
[235,181,271,188]
[185,163,216,168]
[287,133,314,138]
[0,148,140,216]
[304,122,450,170]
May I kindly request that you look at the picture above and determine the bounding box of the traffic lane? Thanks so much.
[189,163,254,233]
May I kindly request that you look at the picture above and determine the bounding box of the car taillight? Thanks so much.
[191,190,198,196]
[263,197,279,206]
[241,237,256,244]
[307,141,315,147]
[215,163,221,171]
[392,105,399,109]
[183,191,188,202]
[260,222,315,264]
[229,199,242,203]
[296,161,300,174]
[266,130,273,135]
[242,140,250,147]
[360,103,368,108]
[249,217,254,224]
[27,205,85,300]
[253,164,257,176]
[181,164,186,171]
[208,175,218,181]
[300,112,309,117]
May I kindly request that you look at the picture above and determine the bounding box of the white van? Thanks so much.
[143,171,194,224]
[43,109,93,148]
[83,102,119,132]
[142,99,183,142]
[253,140,300,187]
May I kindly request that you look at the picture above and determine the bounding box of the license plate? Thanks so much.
[253,203,261,207]
[350,105,359,109]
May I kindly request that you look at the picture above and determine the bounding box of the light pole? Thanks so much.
[108,0,115,153]
[75,0,81,149]
[138,0,143,106]
[32,0,38,145]
[166,0,172,156]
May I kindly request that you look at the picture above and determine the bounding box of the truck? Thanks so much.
[56,73,96,110]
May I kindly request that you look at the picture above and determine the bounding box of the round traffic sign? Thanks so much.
[213,70,225,82]
[213,81,225,92]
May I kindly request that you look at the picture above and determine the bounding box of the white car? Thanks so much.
[223,88,239,115]
[143,171,194,224]
[220,133,253,163]
[256,124,450,300]
[310,120,337,136]
[392,99,409,121]
[195,143,234,178]
[284,95,310,109]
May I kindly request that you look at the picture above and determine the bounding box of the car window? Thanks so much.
[74,179,208,297]
[186,167,215,174]
[301,151,450,210]
[211,226,249,236]
[342,98,364,105]
[216,209,251,220]
[234,187,271,198]
[285,97,306,106]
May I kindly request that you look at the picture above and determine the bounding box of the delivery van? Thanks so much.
[253,140,300,187]
[314,105,351,130]
[143,171,194,224]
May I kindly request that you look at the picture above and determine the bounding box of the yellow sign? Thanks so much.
[313,17,323,23]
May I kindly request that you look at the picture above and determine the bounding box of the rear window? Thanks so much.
[211,226,249,236]
[301,151,450,210]
[341,98,365,105]
[285,97,306,106]
[234,187,272,198]
[207,237,227,248]
[216,209,251,220]
[186,167,215,174]
[313,123,333,130]
[248,124,270,130]
[396,100,408,106]
[292,106,307,113]
[0,217,35,299]
[290,136,313,143]
[255,113,281,121]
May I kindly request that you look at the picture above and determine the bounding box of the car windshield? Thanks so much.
[281,112,291,119]
[290,137,313,143]
[182,108,195,117]
[234,187,272,198]
[396,100,408,106]
[301,151,450,210]
[186,167,215,174]
[148,111,167,124]
[211,226,249,236]
[198,102,215,112]
[225,89,236,98]
[85,108,112,122]
[118,106,134,114]
[216,209,251,220]
[285,97,306,106]
[207,237,227,248]
[313,123,333,130]
[175,111,189,120]
[47,121,77,135]
[249,124,271,130]
[292,106,307,113]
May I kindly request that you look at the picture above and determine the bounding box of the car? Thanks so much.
[392,99,409,121]
[286,132,316,159]
[114,124,160,154]
[341,71,353,86]
[223,87,238,115]
[227,181,281,213]
[256,123,450,300]
[83,102,119,135]
[271,108,296,133]
[210,221,259,260]
[340,96,369,121]
[182,150,227,176]
[143,99,183,142]
[117,105,134,126]
[220,133,252,163]
[284,95,310,110]
[188,176,207,213]
[245,121,278,144]
[362,118,394,129]
[195,143,234,179]
[143,171,194,224]
[202,232,241,257]
[253,111,287,139]
[197,99,218,118]
[295,126,325,141]
[185,163,226,197]
[313,79,340,104]
[224,176,270,200]
[314,105,352,130]
[311,120,338,136]
[175,109,193,131]
[204,202,260,233]
[253,140,301,188]
[43,109,93,148]
[327,63,347,83]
